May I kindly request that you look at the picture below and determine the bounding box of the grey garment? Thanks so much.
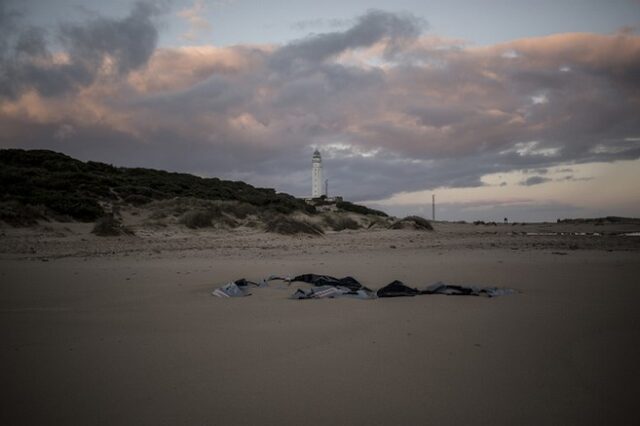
[343,288,377,299]
[291,286,346,299]
[212,282,251,298]
[290,286,376,300]
[421,282,516,297]
[290,274,363,291]
[482,287,518,297]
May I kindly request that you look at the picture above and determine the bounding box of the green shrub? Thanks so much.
[0,201,47,227]
[265,216,324,236]
[324,215,360,231]
[336,201,388,217]
[389,216,434,231]
[367,216,389,229]
[219,215,239,228]
[257,209,279,222]
[92,215,133,236]
[148,210,167,220]
[226,202,257,219]
[43,195,104,222]
[124,194,152,206]
[179,210,215,229]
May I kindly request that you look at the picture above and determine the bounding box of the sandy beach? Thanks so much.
[2,222,640,425]
[3,0,640,423]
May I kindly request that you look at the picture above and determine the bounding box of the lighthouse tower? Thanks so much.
[311,149,323,198]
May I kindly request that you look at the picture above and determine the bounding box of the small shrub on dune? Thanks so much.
[0,201,47,227]
[92,215,134,236]
[226,202,257,219]
[179,210,215,229]
[145,220,167,228]
[389,215,434,231]
[245,219,260,228]
[323,215,360,231]
[322,215,337,230]
[148,210,167,220]
[257,209,279,222]
[336,201,388,217]
[405,215,433,230]
[367,216,389,229]
[124,194,151,206]
[265,216,324,236]
[43,195,104,222]
[216,214,239,228]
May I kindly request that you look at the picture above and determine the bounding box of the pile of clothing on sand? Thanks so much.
[211,273,517,300]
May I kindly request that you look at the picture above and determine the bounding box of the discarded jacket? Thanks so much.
[290,274,364,291]
[211,279,257,298]
[421,282,517,297]
[422,282,476,296]
[291,286,346,299]
[291,286,376,300]
[376,280,420,298]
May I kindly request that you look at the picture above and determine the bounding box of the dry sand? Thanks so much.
[1,221,640,425]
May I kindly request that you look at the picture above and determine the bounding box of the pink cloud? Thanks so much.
[1,9,639,202]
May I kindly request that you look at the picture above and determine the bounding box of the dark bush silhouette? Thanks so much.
[92,215,133,236]
[0,201,47,227]
[324,215,360,231]
[265,216,324,236]
[336,201,387,217]
[389,216,434,231]
[179,210,215,229]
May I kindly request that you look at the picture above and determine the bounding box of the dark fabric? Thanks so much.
[290,274,363,291]
[376,280,420,298]
[234,278,259,287]
[290,286,376,300]
[421,282,517,297]
[291,286,345,299]
[214,275,515,300]
[343,288,377,299]
[421,283,476,296]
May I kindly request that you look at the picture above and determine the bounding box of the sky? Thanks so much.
[1,0,639,221]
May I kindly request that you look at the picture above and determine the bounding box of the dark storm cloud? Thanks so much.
[133,74,254,116]
[58,1,159,75]
[13,26,48,57]
[1,9,640,207]
[270,10,425,72]
[0,1,160,98]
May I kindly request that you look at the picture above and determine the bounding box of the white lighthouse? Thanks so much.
[311,149,323,198]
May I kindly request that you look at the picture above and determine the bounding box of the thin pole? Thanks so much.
[432,194,435,221]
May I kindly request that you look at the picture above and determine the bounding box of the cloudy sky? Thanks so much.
[1,0,639,221]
